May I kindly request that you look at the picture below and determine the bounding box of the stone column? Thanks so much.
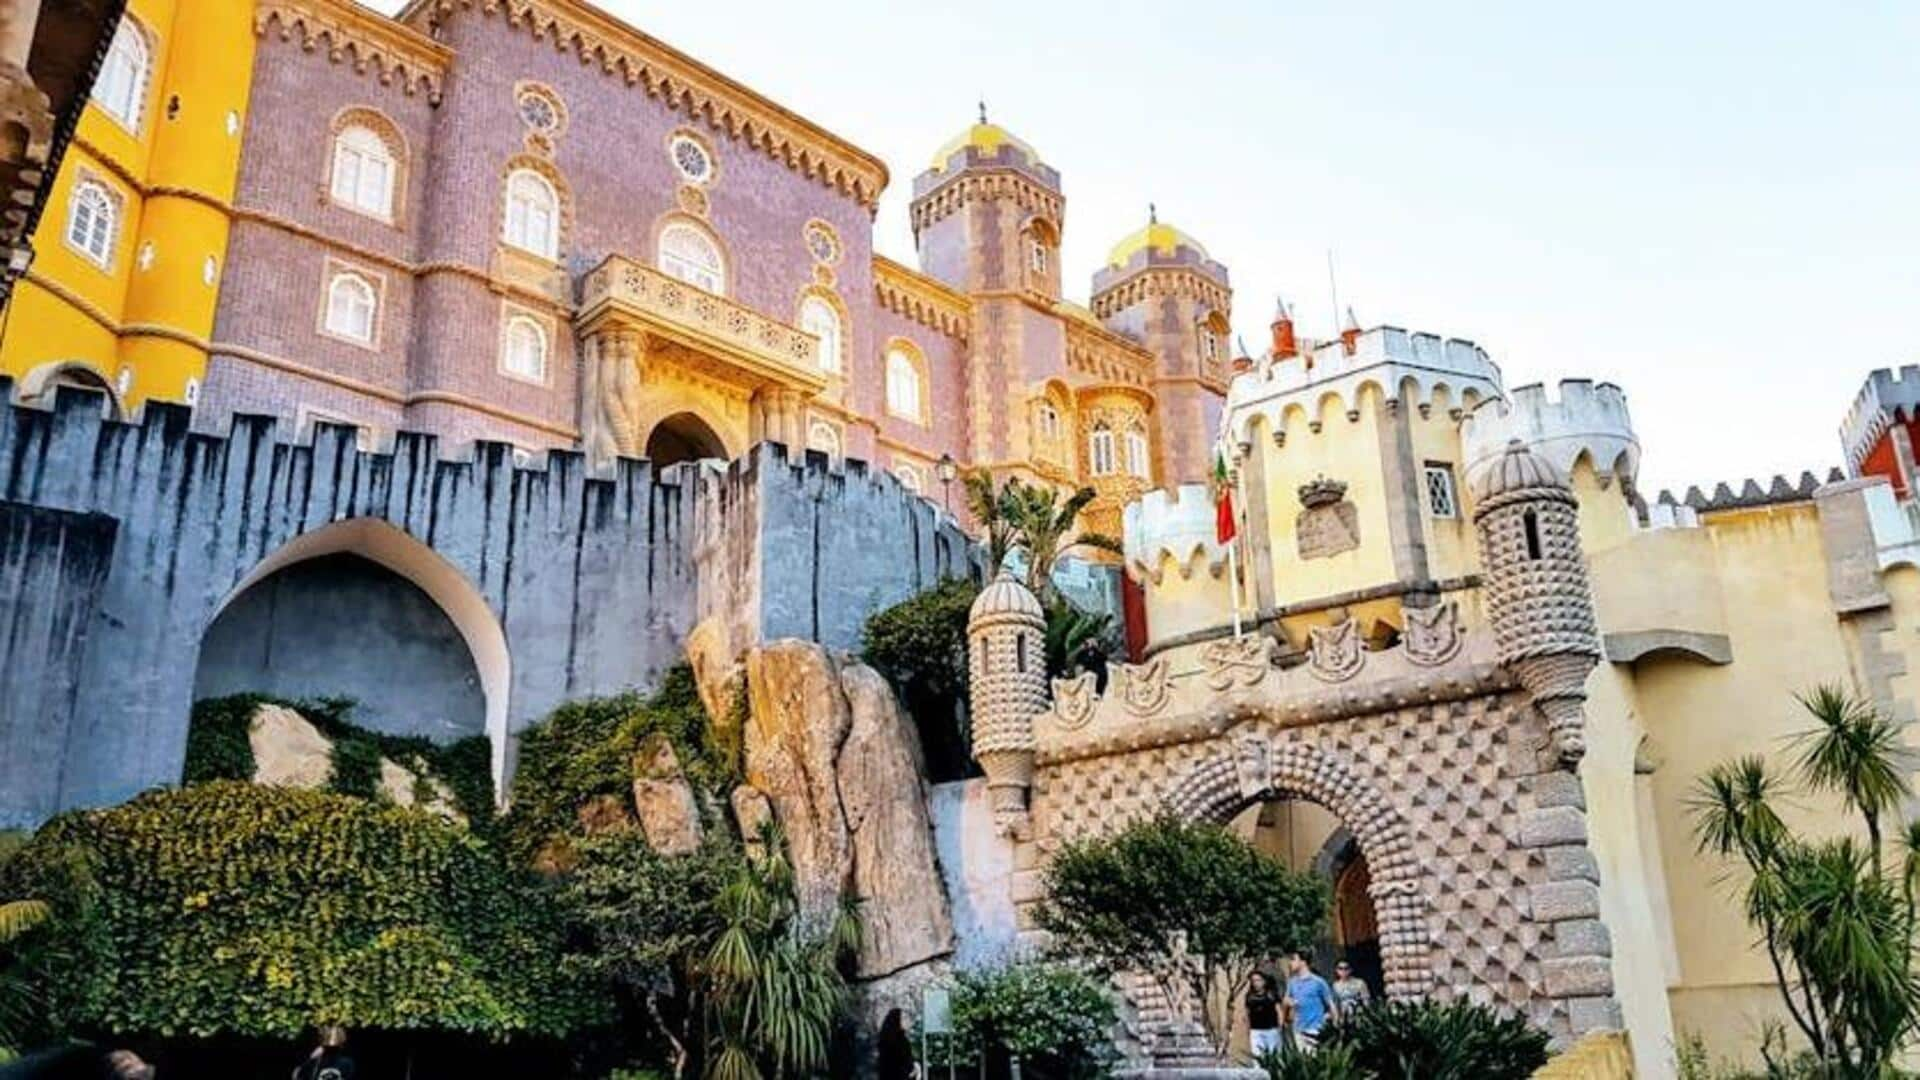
[1520,769,1623,1043]
[578,327,645,470]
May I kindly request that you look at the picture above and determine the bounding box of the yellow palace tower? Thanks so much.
[0,0,255,415]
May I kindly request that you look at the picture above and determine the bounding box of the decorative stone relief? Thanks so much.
[1296,477,1361,560]
[1199,634,1272,690]
[1308,617,1365,682]
[1115,657,1172,717]
[1404,599,1465,666]
[1052,672,1097,730]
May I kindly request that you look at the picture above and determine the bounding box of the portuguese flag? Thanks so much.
[1213,452,1237,545]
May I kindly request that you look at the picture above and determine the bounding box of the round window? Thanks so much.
[670,134,713,184]
[516,87,563,134]
[804,222,839,264]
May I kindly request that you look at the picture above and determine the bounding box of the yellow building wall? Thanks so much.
[0,0,254,411]
[1257,387,1399,610]
[1409,385,1479,581]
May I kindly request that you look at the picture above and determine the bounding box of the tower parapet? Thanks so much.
[1223,325,1501,447]
[1461,380,1639,494]
[1123,484,1228,585]
[967,570,1048,836]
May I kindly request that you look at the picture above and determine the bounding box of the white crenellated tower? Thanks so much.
[1463,379,1641,551]
[967,568,1048,835]
[1471,440,1604,766]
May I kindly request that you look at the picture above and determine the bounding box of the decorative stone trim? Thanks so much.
[404,0,887,207]
[1090,266,1231,321]
[256,1,451,102]
[909,169,1061,236]
[873,256,970,341]
[323,105,410,228]
[1161,735,1433,999]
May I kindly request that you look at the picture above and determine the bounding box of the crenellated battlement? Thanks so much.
[1222,325,1504,446]
[1462,379,1639,493]
[1122,483,1228,584]
[1646,468,1846,519]
[1839,365,1920,471]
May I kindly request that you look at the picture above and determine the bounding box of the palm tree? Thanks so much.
[999,482,1122,597]
[961,469,1020,576]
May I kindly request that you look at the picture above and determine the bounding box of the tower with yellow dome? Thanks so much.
[0,0,255,416]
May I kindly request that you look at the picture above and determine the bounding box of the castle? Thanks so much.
[3,2,1919,1078]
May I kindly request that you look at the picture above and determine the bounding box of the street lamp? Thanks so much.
[936,452,958,516]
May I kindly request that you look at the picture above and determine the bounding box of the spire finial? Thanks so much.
[978,99,988,125]
[1148,202,1158,224]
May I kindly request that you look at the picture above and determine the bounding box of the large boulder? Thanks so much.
[248,704,334,789]
[632,733,704,855]
[744,640,854,923]
[838,663,954,976]
[685,616,744,733]
[731,784,775,857]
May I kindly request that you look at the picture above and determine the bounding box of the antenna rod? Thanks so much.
[1326,249,1340,337]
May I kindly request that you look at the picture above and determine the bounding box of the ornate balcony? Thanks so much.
[577,254,826,395]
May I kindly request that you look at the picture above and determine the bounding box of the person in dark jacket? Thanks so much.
[292,1026,353,1080]
[877,1008,916,1080]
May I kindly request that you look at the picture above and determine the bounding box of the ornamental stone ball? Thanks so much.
[1471,439,1602,766]
[966,568,1048,836]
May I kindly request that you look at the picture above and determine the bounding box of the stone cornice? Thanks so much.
[908,168,1063,237]
[1063,313,1153,388]
[1090,265,1232,318]
[873,255,971,342]
[256,0,452,103]
[403,0,887,209]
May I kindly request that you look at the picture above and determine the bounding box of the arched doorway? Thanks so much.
[195,519,513,786]
[1233,805,1384,999]
[645,410,727,466]
[19,360,122,418]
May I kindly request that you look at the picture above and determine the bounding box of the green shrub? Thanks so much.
[1257,1043,1362,1079]
[927,961,1117,1078]
[1318,998,1548,1080]
[504,666,731,866]
[0,782,602,1041]
[862,576,978,780]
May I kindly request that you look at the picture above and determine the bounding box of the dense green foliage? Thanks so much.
[926,962,1116,1078]
[184,694,495,823]
[1691,685,1920,1074]
[1038,814,1327,1056]
[0,783,601,1041]
[1043,595,1117,681]
[1256,1043,1363,1079]
[505,667,735,866]
[862,576,979,779]
[1316,999,1548,1079]
[0,832,60,1056]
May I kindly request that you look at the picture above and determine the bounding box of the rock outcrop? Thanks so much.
[632,733,704,855]
[249,704,335,790]
[734,639,956,976]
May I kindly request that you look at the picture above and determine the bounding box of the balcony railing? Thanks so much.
[578,255,824,391]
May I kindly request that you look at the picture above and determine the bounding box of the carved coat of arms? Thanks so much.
[1308,616,1365,683]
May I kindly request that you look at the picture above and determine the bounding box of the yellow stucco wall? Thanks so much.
[0,0,254,411]
[1256,388,1399,607]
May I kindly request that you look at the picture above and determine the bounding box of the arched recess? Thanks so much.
[202,518,513,789]
[18,361,123,418]
[1162,734,1431,998]
[645,410,730,466]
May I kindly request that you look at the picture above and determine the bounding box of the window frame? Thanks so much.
[64,177,120,269]
[797,294,843,374]
[657,220,726,295]
[318,264,381,348]
[1423,461,1459,519]
[498,306,551,385]
[502,168,561,261]
[329,124,398,221]
[1089,424,1117,476]
[884,343,927,425]
[1125,427,1151,480]
[93,18,150,132]
[806,418,842,461]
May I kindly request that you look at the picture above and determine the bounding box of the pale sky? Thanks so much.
[373,1,1919,496]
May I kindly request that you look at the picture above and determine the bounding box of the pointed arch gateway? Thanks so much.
[1161,733,1433,999]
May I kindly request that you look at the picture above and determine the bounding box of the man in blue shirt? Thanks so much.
[1283,950,1340,1051]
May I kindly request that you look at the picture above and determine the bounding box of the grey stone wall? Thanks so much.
[0,379,975,827]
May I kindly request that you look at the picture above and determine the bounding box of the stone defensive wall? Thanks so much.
[0,378,972,827]
[1224,326,1504,445]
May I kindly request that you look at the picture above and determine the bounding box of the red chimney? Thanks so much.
[1339,306,1360,356]
[1270,296,1297,360]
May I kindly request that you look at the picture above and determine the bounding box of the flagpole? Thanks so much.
[1227,536,1243,639]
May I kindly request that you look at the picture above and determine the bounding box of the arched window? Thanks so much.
[1125,426,1151,480]
[330,125,397,219]
[886,345,924,422]
[501,313,548,381]
[323,271,377,344]
[502,169,559,259]
[807,419,841,460]
[1028,237,1049,274]
[65,180,118,267]
[658,222,724,294]
[896,463,924,494]
[798,295,842,373]
[1088,423,1116,476]
[93,19,148,130]
[1036,402,1061,441]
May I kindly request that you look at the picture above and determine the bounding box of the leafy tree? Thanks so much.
[1689,685,1920,1075]
[962,469,1022,576]
[1317,998,1548,1080]
[999,481,1121,598]
[928,961,1117,1079]
[861,577,980,779]
[0,832,57,1057]
[1043,595,1117,682]
[1037,814,1326,1058]
[0,782,600,1042]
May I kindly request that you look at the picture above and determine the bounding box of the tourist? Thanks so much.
[1331,959,1372,1020]
[876,1007,916,1080]
[1244,970,1283,1057]
[292,1026,354,1080]
[1283,950,1338,1052]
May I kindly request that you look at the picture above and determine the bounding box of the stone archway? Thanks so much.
[1162,733,1432,998]
[645,410,728,466]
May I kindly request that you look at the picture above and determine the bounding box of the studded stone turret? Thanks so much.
[967,569,1048,835]
[1472,440,1602,766]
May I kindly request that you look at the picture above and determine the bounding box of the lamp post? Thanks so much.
[937,452,958,516]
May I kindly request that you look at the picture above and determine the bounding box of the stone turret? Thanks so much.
[967,568,1048,835]
[1472,440,1602,766]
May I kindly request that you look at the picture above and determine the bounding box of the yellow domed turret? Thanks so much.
[1106,208,1209,269]
[929,105,1042,172]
